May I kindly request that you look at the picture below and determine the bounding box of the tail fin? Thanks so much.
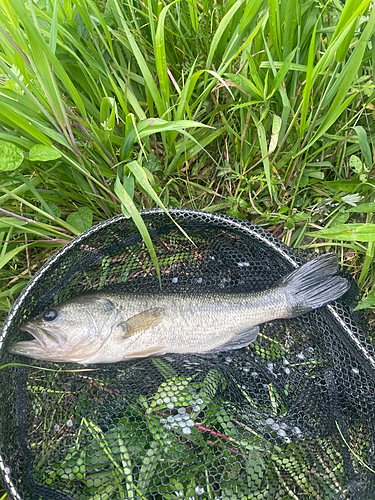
[279,253,350,318]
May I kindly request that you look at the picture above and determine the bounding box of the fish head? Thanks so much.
[8,295,119,362]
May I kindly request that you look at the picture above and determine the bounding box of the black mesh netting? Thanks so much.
[1,208,375,500]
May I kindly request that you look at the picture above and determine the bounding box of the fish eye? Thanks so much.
[43,309,58,322]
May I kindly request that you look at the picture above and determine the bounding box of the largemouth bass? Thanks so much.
[8,253,349,364]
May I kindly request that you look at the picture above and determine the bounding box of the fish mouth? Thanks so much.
[8,323,62,357]
[25,323,67,348]
[7,339,48,357]
[23,324,60,349]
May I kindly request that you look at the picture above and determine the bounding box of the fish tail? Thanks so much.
[280,253,350,317]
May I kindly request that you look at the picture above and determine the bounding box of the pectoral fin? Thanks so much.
[206,326,260,353]
[118,307,165,338]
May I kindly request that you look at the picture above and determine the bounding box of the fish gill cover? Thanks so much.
[0,208,374,500]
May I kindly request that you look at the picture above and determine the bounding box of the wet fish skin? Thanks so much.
[8,253,349,364]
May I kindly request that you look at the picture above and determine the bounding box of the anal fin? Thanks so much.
[206,326,259,353]
[123,345,166,359]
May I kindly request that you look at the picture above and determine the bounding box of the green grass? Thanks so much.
[0,0,375,497]
[0,0,374,317]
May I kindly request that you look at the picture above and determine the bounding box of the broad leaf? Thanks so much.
[66,207,93,233]
[0,141,24,171]
[347,203,375,213]
[308,223,375,242]
[29,145,62,162]
[323,179,364,192]
[354,290,375,311]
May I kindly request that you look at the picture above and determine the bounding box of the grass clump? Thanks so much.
[0,0,375,312]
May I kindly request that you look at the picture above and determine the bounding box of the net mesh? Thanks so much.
[0,208,375,500]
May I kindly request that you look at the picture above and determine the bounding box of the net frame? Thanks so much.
[0,207,374,500]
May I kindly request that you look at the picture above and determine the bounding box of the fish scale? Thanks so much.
[8,253,349,364]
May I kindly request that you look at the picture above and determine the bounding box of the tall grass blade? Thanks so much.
[125,160,195,245]
[358,241,374,285]
[283,0,298,59]
[109,0,165,117]
[114,176,161,285]
[299,21,317,137]
[155,2,177,114]
[49,0,58,53]
[254,118,273,200]
[332,0,370,62]
[205,0,244,76]
[300,5,375,154]
[0,243,32,270]
[186,0,198,31]
[268,0,281,59]
[239,0,263,32]
[9,0,86,118]
[353,126,372,171]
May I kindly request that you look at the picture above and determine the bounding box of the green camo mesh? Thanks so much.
[0,208,375,500]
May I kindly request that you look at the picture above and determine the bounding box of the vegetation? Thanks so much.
[0,0,375,319]
[0,0,375,497]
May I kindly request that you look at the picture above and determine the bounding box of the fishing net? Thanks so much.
[1,208,375,500]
